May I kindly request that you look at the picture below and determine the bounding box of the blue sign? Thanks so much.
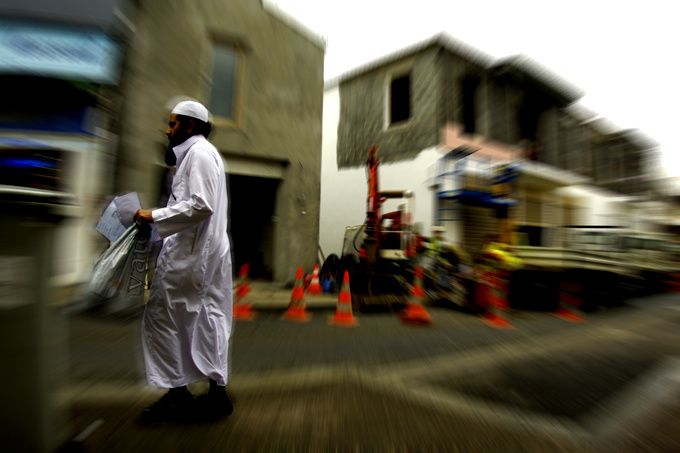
[0,20,120,84]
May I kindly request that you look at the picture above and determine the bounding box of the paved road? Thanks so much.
[59,293,680,452]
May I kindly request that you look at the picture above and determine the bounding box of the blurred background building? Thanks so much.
[0,0,132,298]
[320,33,661,259]
[0,2,133,450]
[0,0,325,293]
[114,0,325,282]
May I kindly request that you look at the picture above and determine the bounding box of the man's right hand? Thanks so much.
[135,209,154,224]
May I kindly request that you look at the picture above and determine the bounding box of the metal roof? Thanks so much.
[490,55,584,106]
[328,32,494,88]
[328,32,584,108]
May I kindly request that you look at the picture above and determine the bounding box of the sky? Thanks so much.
[270,0,680,181]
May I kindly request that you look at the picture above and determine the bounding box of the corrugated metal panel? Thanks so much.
[544,203,558,246]
[462,205,499,257]
[525,199,541,224]
[542,203,560,227]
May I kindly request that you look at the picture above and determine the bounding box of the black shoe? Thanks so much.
[138,389,194,425]
[194,388,234,421]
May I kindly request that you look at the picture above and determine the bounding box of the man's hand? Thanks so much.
[135,209,154,224]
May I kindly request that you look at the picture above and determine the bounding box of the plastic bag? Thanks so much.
[88,225,137,298]
[83,224,151,314]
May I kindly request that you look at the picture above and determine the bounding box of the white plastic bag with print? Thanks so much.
[85,224,151,314]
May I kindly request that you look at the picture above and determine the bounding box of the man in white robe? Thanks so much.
[135,100,233,423]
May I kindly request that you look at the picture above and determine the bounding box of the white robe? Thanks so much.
[142,134,232,388]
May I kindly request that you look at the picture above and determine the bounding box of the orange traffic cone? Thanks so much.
[233,263,255,321]
[282,267,311,322]
[329,271,358,327]
[400,266,432,325]
[479,271,512,329]
[553,280,585,323]
[307,264,322,295]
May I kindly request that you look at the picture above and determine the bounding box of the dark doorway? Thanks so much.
[228,174,279,280]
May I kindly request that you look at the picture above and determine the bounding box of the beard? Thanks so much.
[165,128,191,166]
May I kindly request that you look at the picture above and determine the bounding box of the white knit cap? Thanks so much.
[171,100,210,123]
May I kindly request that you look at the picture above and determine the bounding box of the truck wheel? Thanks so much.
[320,254,340,292]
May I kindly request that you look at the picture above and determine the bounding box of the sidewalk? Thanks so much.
[245,280,337,309]
[56,278,338,313]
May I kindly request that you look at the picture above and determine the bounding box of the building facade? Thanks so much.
[324,33,657,258]
[0,0,134,291]
[114,0,325,282]
[0,0,325,285]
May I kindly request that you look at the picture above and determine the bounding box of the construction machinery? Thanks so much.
[336,145,472,311]
[339,145,415,309]
[335,144,678,315]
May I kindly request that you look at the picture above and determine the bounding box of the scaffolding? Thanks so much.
[435,147,520,243]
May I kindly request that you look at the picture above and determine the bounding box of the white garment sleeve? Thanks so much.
[152,149,220,238]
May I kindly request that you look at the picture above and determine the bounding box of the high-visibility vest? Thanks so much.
[426,237,443,257]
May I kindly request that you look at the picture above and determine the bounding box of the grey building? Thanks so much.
[335,35,582,167]
[335,33,654,197]
[115,0,325,282]
[332,33,656,254]
[336,34,493,167]
[0,0,325,284]
[481,58,658,200]
[591,128,655,196]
